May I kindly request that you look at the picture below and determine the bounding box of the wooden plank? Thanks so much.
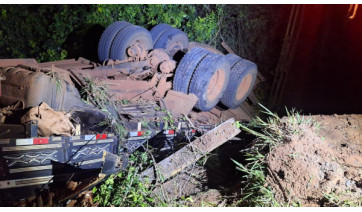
[221,42,236,54]
[141,118,241,182]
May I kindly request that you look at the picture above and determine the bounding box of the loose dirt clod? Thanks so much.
[266,114,362,206]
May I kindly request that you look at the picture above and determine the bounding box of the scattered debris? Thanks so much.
[162,90,198,116]
[141,118,241,183]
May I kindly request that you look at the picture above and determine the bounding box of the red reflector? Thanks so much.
[191,130,196,133]
[168,130,175,134]
[96,134,107,140]
[33,138,49,145]
[137,131,144,136]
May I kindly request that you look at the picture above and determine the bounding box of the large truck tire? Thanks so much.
[150,23,173,44]
[110,25,153,60]
[173,47,210,93]
[188,42,224,55]
[154,27,189,57]
[220,54,258,109]
[189,52,230,111]
[98,21,132,62]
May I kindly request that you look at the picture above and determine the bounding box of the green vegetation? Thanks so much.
[92,151,155,207]
[232,104,320,206]
[92,150,192,207]
[80,77,127,138]
[0,5,221,62]
[323,191,362,207]
[0,4,283,84]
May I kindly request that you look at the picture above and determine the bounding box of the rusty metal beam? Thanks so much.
[141,118,241,182]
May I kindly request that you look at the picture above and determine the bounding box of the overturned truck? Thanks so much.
[0,21,261,205]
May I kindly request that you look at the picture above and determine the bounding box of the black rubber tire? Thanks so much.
[225,53,243,68]
[220,55,258,109]
[98,21,132,62]
[173,47,210,93]
[154,27,189,56]
[110,25,153,60]
[150,23,173,44]
[189,53,230,111]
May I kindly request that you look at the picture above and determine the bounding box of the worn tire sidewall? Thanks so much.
[190,53,230,111]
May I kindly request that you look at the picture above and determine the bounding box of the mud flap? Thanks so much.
[100,151,128,175]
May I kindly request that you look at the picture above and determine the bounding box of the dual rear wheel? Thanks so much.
[98,22,258,111]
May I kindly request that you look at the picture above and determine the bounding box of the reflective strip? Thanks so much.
[0,139,10,144]
[84,135,96,141]
[71,135,81,140]
[2,144,62,152]
[79,158,104,165]
[137,122,142,131]
[126,136,146,141]
[129,131,145,137]
[33,138,49,145]
[52,137,62,141]
[129,131,137,137]
[96,134,107,140]
[107,133,114,137]
[177,122,182,130]
[73,139,113,146]
[9,165,53,174]
[0,176,53,189]
[163,130,175,135]
[15,138,33,146]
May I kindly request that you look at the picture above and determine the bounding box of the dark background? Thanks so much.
[278,5,362,115]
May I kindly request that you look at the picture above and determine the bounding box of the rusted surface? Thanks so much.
[206,69,226,101]
[159,60,176,74]
[0,66,91,113]
[117,101,166,120]
[38,58,98,70]
[148,49,171,70]
[188,42,224,55]
[0,59,38,68]
[162,90,198,115]
[101,79,154,101]
[0,75,5,97]
[236,73,253,100]
[127,42,148,60]
[71,67,128,80]
[141,118,241,182]
[154,76,172,99]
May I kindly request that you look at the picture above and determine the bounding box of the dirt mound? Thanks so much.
[266,114,362,206]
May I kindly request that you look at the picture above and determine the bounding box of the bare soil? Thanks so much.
[266,114,362,206]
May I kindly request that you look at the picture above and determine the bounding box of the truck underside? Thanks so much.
[0,21,262,205]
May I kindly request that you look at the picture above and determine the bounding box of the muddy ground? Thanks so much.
[20,114,361,207]
[266,114,361,206]
[161,114,362,206]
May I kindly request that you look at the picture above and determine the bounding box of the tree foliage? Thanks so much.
[0,5,220,62]
[0,4,285,83]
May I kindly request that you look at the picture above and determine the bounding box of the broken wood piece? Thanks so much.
[141,118,241,183]
[162,90,198,115]
[221,42,236,54]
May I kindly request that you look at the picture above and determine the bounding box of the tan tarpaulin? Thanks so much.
[21,102,75,137]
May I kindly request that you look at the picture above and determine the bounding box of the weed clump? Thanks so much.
[232,104,320,207]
